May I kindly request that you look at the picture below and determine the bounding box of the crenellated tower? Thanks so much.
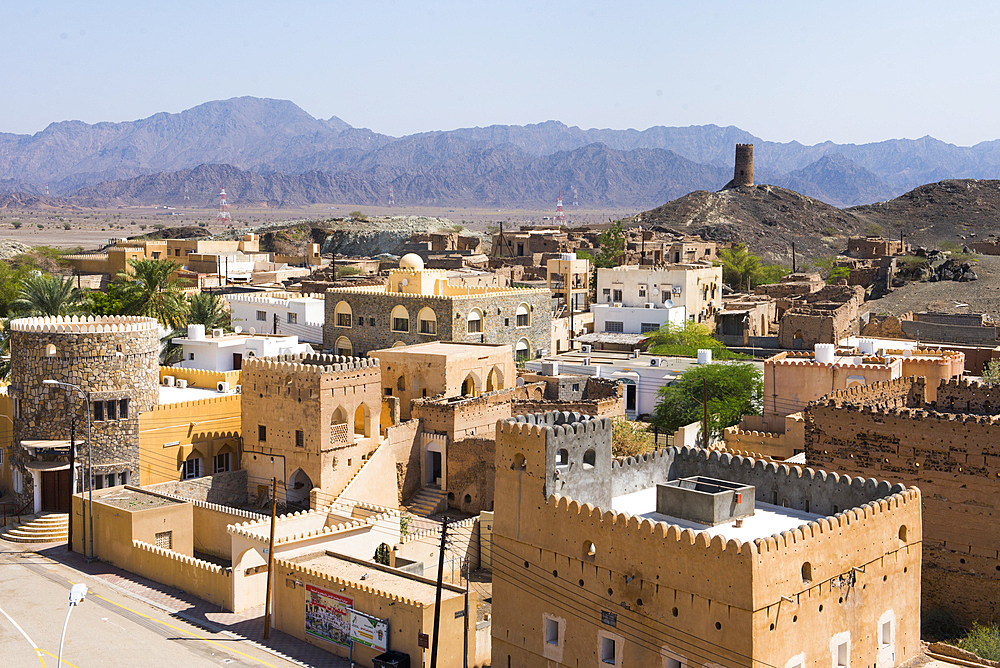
[734,143,754,186]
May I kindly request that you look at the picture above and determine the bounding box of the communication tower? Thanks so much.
[555,192,566,224]
[388,184,395,206]
[216,187,232,224]
[44,184,50,197]
[572,186,579,206]
[183,183,191,202]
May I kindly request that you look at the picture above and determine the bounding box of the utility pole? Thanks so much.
[272,313,278,336]
[463,557,469,668]
[67,418,75,553]
[703,377,709,448]
[429,517,448,668]
[791,242,796,274]
[263,477,277,640]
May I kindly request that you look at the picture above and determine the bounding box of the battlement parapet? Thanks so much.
[132,539,231,574]
[226,292,325,304]
[242,353,379,375]
[275,557,419,606]
[11,314,159,334]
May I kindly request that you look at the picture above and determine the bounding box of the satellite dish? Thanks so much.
[248,327,256,336]
[664,299,674,308]
[400,279,409,287]
[516,378,525,387]
[652,287,659,295]
[235,326,243,334]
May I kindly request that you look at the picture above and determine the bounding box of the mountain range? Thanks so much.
[3,97,1000,208]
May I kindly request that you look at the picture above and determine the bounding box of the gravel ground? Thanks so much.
[866,254,1000,320]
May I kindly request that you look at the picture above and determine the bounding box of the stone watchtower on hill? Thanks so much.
[734,143,754,186]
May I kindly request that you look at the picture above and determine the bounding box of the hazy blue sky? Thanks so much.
[2,1,998,146]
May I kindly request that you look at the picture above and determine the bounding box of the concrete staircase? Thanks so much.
[405,488,447,517]
[1,513,69,544]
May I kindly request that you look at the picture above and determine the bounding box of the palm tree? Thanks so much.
[11,274,84,317]
[160,291,232,365]
[117,258,188,329]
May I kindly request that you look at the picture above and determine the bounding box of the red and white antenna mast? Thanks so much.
[183,183,191,202]
[555,191,566,224]
[388,184,395,206]
[216,186,232,224]
[44,184,50,197]
[572,186,579,206]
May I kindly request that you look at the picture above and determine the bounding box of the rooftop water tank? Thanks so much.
[815,343,835,364]
[188,324,206,341]
[560,252,577,261]
[697,349,712,365]
[858,338,876,355]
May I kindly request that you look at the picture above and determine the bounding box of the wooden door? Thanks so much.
[41,469,71,512]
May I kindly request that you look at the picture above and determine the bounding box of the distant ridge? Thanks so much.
[3,97,1000,208]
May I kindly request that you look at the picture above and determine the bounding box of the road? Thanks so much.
[0,546,302,668]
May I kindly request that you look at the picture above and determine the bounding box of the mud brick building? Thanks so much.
[805,376,1000,626]
[8,315,160,514]
[323,253,551,360]
[492,411,921,668]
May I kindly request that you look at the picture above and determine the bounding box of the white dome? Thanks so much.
[399,253,425,271]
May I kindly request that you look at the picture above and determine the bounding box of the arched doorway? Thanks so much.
[287,468,313,508]
[413,374,427,399]
[354,403,371,437]
[486,366,503,392]
[461,373,477,396]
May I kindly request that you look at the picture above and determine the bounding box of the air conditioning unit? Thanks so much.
[613,303,623,308]
[175,379,188,388]
[162,376,175,387]
[212,328,224,338]
[217,381,230,393]
[234,385,242,394]
[649,358,662,367]
[581,344,592,353]
[644,302,655,309]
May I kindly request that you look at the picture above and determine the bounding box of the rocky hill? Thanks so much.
[4,97,1000,208]
[635,178,1000,264]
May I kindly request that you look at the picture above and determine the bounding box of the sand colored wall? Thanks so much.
[240,354,382,507]
[335,436,400,509]
[763,353,900,428]
[138,394,241,485]
[130,540,233,610]
[806,376,1000,625]
[273,556,476,667]
[723,413,806,460]
[383,419,422,504]
[72,489,194,566]
[492,414,921,668]
[372,343,515,420]
[159,366,241,389]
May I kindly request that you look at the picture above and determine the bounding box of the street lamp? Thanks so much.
[43,380,94,561]
[58,583,88,668]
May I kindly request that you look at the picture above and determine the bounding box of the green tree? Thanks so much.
[0,263,28,317]
[116,258,188,328]
[717,244,761,292]
[645,320,744,360]
[594,222,626,268]
[11,274,84,316]
[649,362,762,443]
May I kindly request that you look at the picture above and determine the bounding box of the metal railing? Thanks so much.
[1,498,32,527]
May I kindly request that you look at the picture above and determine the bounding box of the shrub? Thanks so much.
[957,623,1000,661]
[12,221,21,229]
[865,223,885,237]
[610,417,655,458]
[826,266,851,284]
[646,320,745,360]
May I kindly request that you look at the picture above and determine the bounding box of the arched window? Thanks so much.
[45,343,57,356]
[397,375,406,391]
[801,562,813,583]
[418,307,437,335]
[583,448,596,470]
[515,338,530,362]
[335,301,353,328]
[467,308,483,334]
[335,336,353,357]
[515,303,530,327]
[391,305,409,333]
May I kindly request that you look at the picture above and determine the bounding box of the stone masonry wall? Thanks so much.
[805,377,1000,625]
[323,289,551,358]
[9,316,159,508]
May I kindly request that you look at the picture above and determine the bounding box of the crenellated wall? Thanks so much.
[131,540,233,610]
[806,376,1000,625]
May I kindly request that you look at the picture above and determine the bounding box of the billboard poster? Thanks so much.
[304,584,353,647]
[350,610,388,652]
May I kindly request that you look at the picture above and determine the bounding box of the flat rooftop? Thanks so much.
[612,486,821,542]
[530,349,766,379]
[371,341,509,357]
[95,487,183,511]
[288,552,463,605]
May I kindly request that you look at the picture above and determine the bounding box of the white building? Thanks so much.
[225,291,325,344]
[593,264,723,334]
[171,324,314,372]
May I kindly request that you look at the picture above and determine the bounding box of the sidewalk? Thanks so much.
[33,542,351,668]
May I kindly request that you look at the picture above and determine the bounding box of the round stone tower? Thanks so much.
[9,315,160,512]
[734,143,754,187]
